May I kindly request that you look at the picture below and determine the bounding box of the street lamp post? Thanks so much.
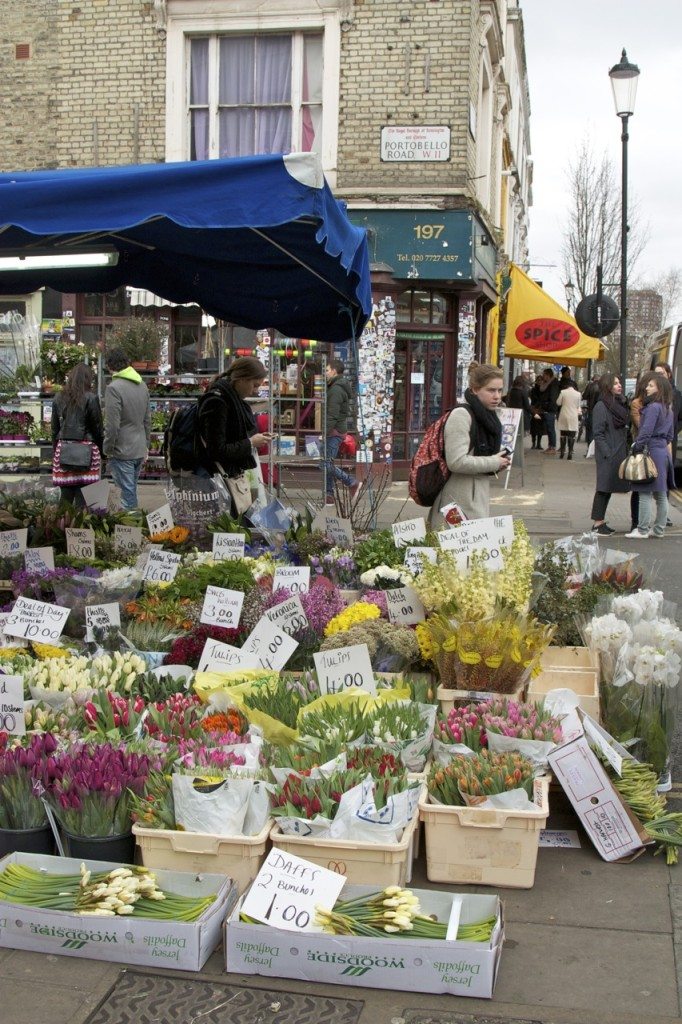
[563,279,576,314]
[609,48,640,389]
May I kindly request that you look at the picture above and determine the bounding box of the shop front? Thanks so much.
[348,208,498,473]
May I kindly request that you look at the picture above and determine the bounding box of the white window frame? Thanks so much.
[166,1,341,186]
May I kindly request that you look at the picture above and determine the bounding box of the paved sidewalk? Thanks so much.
[3,440,681,1024]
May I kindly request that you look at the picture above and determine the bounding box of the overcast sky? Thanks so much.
[521,0,682,322]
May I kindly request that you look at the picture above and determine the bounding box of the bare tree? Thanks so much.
[561,137,649,303]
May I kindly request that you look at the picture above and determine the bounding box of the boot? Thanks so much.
[567,436,574,460]
[559,436,566,459]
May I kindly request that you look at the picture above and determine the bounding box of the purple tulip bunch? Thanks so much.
[0,732,59,830]
[479,697,563,744]
[41,741,154,837]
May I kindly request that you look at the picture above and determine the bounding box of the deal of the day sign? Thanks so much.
[4,597,70,644]
[438,515,514,571]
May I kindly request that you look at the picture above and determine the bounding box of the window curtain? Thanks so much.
[190,38,209,161]
[302,35,323,153]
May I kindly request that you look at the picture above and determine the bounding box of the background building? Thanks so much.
[0,0,532,470]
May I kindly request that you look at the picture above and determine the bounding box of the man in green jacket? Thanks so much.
[103,348,151,510]
[324,359,362,504]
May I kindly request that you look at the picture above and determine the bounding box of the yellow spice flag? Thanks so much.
[487,304,499,365]
[504,263,603,366]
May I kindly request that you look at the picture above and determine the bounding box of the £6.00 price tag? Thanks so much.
[403,546,437,575]
[0,676,25,736]
[24,546,55,573]
[242,618,298,672]
[385,585,426,626]
[313,643,376,697]
[438,514,514,571]
[0,529,28,558]
[264,595,309,637]
[197,638,258,674]
[146,503,174,536]
[4,597,70,644]
[241,848,346,933]
[212,532,246,562]
[142,548,182,584]
[65,528,95,561]
[272,565,310,595]
[114,525,143,554]
[85,602,122,642]
[200,586,244,629]
[391,517,426,548]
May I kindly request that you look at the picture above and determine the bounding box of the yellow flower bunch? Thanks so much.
[31,642,70,660]
[324,601,380,637]
[415,622,436,665]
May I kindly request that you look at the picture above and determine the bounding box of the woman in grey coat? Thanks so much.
[625,372,675,539]
[590,372,630,535]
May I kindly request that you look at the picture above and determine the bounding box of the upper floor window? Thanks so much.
[189,32,323,160]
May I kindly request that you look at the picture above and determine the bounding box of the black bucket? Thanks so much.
[62,830,135,864]
[0,824,55,857]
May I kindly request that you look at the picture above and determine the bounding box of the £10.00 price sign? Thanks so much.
[241,848,346,933]
[313,643,376,696]
[4,597,70,644]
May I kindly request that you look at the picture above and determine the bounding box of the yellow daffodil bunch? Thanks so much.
[324,600,381,637]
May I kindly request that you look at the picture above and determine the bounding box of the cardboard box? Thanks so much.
[225,884,503,998]
[547,734,649,862]
[0,852,237,970]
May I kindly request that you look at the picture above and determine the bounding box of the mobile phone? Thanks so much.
[501,447,512,457]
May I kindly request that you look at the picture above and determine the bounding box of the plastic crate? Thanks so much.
[419,775,550,889]
[528,668,600,721]
[540,646,598,671]
[269,799,421,887]
[132,820,271,894]
[437,680,527,717]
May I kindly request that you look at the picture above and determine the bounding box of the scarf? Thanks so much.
[201,377,257,476]
[463,388,502,456]
[599,393,630,430]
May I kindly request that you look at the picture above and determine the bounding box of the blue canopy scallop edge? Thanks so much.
[0,153,372,344]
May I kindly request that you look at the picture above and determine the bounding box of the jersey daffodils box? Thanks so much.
[0,852,237,971]
[225,885,503,999]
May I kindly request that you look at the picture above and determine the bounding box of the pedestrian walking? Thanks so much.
[103,348,151,510]
[556,382,581,459]
[529,375,547,450]
[51,363,104,506]
[427,363,511,528]
[582,376,600,448]
[627,376,648,531]
[653,362,681,523]
[323,360,362,504]
[625,371,675,539]
[196,357,271,515]
[559,365,577,391]
[590,372,630,535]
[507,375,532,432]
[535,368,561,452]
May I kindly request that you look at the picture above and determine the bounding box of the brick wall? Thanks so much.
[336,0,479,204]
[0,0,166,172]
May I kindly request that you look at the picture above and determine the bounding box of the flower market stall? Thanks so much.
[0,482,679,992]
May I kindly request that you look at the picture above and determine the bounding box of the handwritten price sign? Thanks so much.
[385,585,426,625]
[272,565,310,595]
[0,676,25,736]
[146,503,174,536]
[200,586,244,629]
[142,548,181,584]
[65,528,95,560]
[264,595,309,637]
[212,532,246,562]
[114,525,143,554]
[0,529,27,558]
[4,597,70,644]
[24,547,55,573]
[391,517,426,548]
[313,643,376,696]
[241,848,346,933]
[197,639,258,674]
[242,618,298,672]
[403,546,437,575]
[85,602,121,642]
[438,515,514,571]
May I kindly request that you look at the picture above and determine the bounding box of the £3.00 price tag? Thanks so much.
[385,585,426,625]
[0,529,28,558]
[391,517,426,548]
[142,548,182,584]
[85,602,122,642]
[314,643,375,696]
[200,586,244,629]
[242,618,298,672]
[24,546,55,573]
[212,532,246,562]
[272,565,311,595]
[65,528,95,561]
[0,676,25,736]
[146,503,174,536]
[241,848,346,933]
[264,595,309,637]
[4,597,70,644]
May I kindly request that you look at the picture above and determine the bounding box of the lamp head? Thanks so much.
[609,48,640,117]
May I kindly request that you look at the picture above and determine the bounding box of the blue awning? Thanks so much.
[0,153,371,343]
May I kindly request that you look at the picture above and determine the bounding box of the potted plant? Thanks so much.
[0,409,34,440]
[40,340,92,385]
[108,317,165,371]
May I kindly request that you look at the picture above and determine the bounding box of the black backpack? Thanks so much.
[162,403,200,473]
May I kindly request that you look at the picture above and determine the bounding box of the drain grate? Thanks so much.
[86,970,364,1024]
